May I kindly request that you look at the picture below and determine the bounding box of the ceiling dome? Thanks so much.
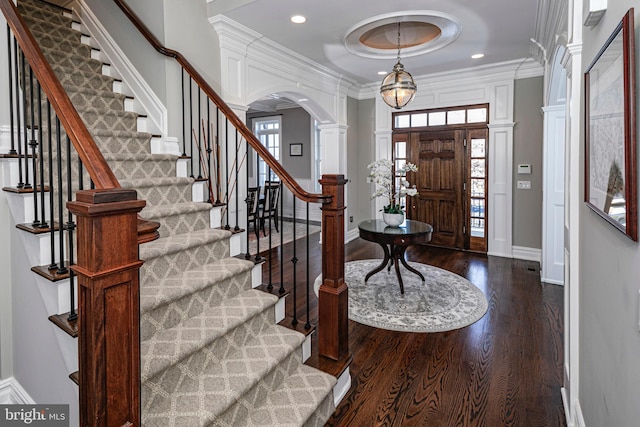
[344,11,461,60]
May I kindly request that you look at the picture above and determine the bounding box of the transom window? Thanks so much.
[394,105,488,129]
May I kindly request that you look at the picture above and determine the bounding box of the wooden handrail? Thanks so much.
[0,0,119,190]
[112,0,331,205]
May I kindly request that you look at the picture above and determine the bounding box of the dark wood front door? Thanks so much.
[407,130,465,249]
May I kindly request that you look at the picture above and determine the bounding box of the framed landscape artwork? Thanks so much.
[584,8,637,241]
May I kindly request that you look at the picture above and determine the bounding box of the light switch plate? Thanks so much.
[517,181,531,190]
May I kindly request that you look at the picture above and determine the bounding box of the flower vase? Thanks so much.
[382,212,404,227]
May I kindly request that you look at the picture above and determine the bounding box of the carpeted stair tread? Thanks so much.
[52,64,116,93]
[29,30,91,58]
[141,288,279,382]
[139,228,231,261]
[140,203,213,237]
[39,45,104,74]
[140,255,255,314]
[65,86,128,111]
[106,154,179,180]
[141,324,307,426]
[18,1,71,25]
[22,14,80,42]
[141,202,212,222]
[72,106,140,131]
[19,0,71,15]
[219,364,337,427]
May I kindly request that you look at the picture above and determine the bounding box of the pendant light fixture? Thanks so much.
[380,22,417,109]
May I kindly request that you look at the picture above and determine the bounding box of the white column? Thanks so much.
[561,0,583,420]
[541,105,565,285]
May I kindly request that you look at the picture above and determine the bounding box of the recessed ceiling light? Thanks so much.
[471,53,484,59]
[291,15,306,24]
[377,71,387,76]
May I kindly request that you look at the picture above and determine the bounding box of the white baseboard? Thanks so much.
[345,227,359,243]
[511,245,541,262]
[0,377,35,404]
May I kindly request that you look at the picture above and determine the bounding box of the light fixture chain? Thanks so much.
[397,22,401,63]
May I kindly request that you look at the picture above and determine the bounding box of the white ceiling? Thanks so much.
[208,0,540,85]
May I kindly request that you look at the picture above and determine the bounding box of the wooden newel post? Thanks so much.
[319,174,349,360]
[67,189,146,427]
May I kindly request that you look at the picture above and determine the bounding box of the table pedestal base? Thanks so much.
[364,243,425,294]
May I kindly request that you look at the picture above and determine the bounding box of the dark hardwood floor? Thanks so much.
[259,234,566,427]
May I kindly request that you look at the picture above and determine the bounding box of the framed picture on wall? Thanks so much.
[584,8,637,241]
[289,143,303,156]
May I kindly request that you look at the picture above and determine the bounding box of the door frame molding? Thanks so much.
[373,64,536,258]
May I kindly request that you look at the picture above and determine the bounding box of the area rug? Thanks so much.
[248,220,321,254]
[314,259,488,333]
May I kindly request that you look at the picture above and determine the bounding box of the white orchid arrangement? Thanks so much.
[367,159,419,214]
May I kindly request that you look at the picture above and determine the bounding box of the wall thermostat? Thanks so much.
[518,164,532,174]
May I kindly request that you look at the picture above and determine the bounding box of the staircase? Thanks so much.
[4,0,338,424]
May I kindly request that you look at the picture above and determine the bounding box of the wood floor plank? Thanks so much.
[258,235,566,426]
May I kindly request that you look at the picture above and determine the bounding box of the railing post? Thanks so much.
[318,174,349,360]
[67,189,145,427]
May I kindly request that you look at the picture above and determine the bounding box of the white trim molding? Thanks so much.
[0,378,35,404]
[511,246,541,262]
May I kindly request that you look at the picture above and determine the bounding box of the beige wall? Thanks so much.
[513,77,544,249]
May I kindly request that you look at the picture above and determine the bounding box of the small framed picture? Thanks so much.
[289,143,303,156]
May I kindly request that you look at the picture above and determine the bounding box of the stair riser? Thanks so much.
[131,182,193,207]
[41,47,103,74]
[140,271,254,342]
[24,91,125,117]
[32,34,91,59]
[147,209,211,238]
[140,238,230,284]
[18,4,73,27]
[78,109,139,132]
[19,0,71,16]
[24,17,80,44]
[211,348,305,426]
[54,66,116,93]
[142,305,274,383]
[110,159,178,181]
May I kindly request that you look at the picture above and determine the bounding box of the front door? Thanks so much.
[407,130,465,249]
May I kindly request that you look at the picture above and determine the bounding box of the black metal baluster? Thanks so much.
[36,81,47,228]
[6,27,16,155]
[215,108,221,205]
[234,129,240,231]
[245,135,251,259]
[291,197,298,326]
[47,103,57,270]
[78,159,84,191]
[55,118,67,276]
[65,135,77,322]
[15,42,23,188]
[181,69,187,157]
[206,100,213,204]
[278,180,285,295]
[224,118,230,230]
[265,162,271,282]
[189,77,194,178]
[21,54,31,190]
[305,202,311,330]
[28,66,38,226]
[196,88,202,179]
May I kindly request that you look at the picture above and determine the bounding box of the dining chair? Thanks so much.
[245,186,261,237]
[259,181,281,236]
